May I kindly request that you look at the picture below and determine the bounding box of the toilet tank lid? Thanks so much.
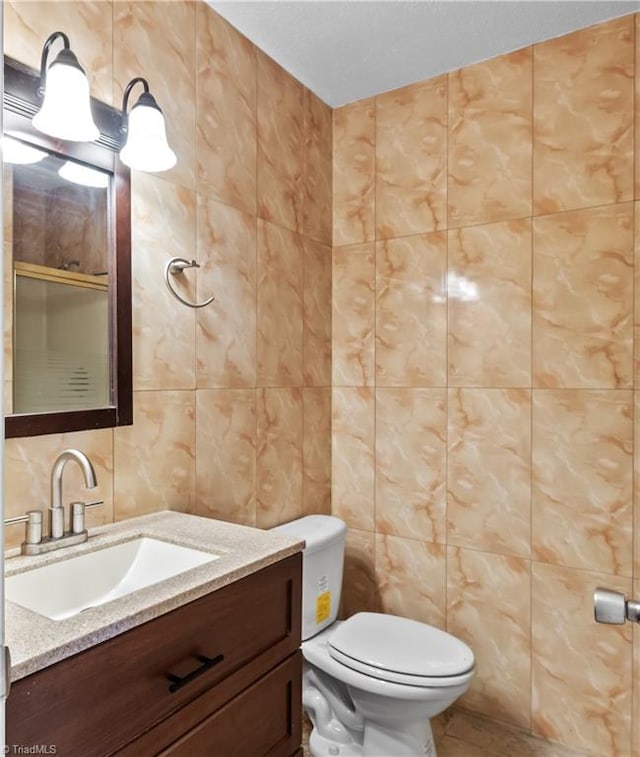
[328,612,475,678]
[271,515,347,554]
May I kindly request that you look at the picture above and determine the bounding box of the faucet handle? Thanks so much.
[5,510,43,545]
[71,500,104,534]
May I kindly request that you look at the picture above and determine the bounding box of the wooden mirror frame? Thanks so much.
[3,56,132,438]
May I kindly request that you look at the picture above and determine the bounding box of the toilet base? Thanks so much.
[308,728,363,757]
[307,721,437,757]
[301,624,467,757]
[303,661,441,756]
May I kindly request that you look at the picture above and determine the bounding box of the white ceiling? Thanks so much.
[209,0,640,107]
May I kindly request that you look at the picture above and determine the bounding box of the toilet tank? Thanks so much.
[271,515,347,640]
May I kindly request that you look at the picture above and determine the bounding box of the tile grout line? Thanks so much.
[529,38,535,735]
[254,43,259,529]
[193,4,200,519]
[111,0,117,527]
[373,93,379,612]
[444,68,450,634]
[301,89,306,520]
[330,107,335,529]
[329,105,335,524]
[631,16,637,754]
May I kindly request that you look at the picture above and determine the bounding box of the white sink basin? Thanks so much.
[6,537,218,621]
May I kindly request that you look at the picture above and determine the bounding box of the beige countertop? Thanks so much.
[5,511,304,681]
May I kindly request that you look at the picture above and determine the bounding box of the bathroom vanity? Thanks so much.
[4,512,304,756]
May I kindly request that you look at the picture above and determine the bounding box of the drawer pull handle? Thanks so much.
[167,653,224,693]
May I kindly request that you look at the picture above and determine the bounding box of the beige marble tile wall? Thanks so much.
[3,3,331,541]
[333,15,638,757]
[3,4,636,755]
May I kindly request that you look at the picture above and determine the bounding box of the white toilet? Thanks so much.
[272,515,475,757]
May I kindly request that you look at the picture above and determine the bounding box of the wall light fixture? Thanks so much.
[119,77,176,173]
[32,31,99,143]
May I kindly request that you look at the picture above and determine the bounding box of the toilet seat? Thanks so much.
[303,625,469,701]
[303,622,475,700]
[328,613,475,687]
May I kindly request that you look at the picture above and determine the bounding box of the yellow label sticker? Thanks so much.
[316,591,331,624]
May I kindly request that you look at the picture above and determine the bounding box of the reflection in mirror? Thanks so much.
[4,55,132,438]
[7,150,111,414]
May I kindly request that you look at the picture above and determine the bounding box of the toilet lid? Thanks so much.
[328,613,474,681]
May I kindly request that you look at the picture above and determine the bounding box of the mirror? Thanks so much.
[3,56,132,438]
[10,151,110,415]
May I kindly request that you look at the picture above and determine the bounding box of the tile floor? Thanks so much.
[303,708,591,757]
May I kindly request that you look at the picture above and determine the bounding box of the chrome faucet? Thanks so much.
[50,449,98,539]
[5,449,103,556]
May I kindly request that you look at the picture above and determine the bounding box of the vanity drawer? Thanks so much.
[160,652,302,757]
[7,553,302,757]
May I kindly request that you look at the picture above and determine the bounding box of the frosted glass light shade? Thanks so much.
[119,100,176,173]
[2,136,47,164]
[33,61,99,142]
[58,161,109,188]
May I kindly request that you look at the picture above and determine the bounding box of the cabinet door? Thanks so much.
[160,653,302,757]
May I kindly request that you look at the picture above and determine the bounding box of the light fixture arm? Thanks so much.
[120,77,150,135]
[37,31,70,96]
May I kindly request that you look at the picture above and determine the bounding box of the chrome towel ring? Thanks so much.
[164,257,215,309]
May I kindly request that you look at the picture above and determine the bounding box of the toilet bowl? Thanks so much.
[271,515,475,757]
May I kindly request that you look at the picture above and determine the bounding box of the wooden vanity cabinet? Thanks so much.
[7,553,302,757]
